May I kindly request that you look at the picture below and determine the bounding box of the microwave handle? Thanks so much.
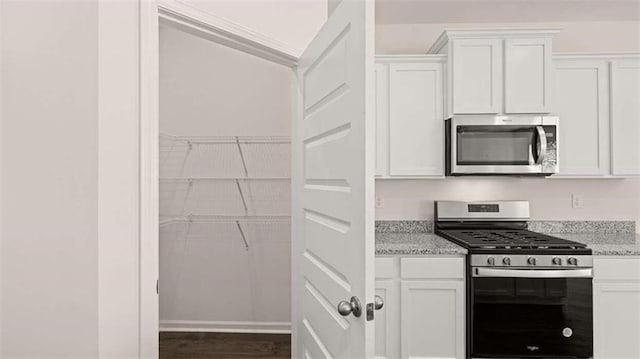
[535,125,547,165]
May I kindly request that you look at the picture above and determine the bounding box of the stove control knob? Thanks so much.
[487,257,496,266]
[568,257,578,266]
[502,257,511,266]
[527,257,537,266]
[552,257,563,265]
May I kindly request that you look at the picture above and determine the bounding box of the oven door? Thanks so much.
[448,116,558,175]
[471,268,593,358]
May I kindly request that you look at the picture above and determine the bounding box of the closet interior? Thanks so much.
[158,24,292,336]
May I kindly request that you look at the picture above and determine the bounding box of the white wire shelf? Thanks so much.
[160,214,290,226]
[159,133,291,250]
[160,133,291,179]
[160,215,290,250]
[160,133,290,144]
[160,177,290,181]
[160,178,290,218]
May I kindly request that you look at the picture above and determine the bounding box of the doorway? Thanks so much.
[157,22,293,359]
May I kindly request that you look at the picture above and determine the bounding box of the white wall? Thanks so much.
[376,21,640,54]
[181,0,327,55]
[375,21,640,230]
[0,1,99,357]
[376,178,640,222]
[160,25,292,136]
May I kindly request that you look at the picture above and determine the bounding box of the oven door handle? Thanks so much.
[535,125,547,165]
[473,267,593,278]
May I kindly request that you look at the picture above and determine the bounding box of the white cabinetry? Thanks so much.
[593,257,640,359]
[451,39,502,114]
[553,58,609,176]
[375,56,445,178]
[375,256,465,359]
[552,54,640,178]
[610,59,640,176]
[430,28,558,117]
[504,38,552,113]
[375,257,400,359]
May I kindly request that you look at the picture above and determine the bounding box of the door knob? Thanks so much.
[337,296,362,317]
[374,295,384,310]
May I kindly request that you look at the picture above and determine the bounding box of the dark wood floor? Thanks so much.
[160,332,291,359]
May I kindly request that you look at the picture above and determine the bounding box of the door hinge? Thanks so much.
[366,302,374,321]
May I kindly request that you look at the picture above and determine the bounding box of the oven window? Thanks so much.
[457,126,535,165]
[472,277,593,358]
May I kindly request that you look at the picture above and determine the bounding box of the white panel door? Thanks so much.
[554,59,609,176]
[293,1,376,358]
[610,59,640,176]
[389,62,444,177]
[504,38,552,113]
[451,38,502,114]
[400,280,465,359]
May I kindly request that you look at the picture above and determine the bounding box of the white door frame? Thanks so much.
[139,0,299,357]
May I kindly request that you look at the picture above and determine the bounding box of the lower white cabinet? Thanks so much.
[375,256,465,359]
[593,257,640,359]
[400,280,465,359]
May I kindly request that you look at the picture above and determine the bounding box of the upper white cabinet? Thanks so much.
[553,57,609,176]
[610,58,640,176]
[376,56,445,178]
[451,38,502,114]
[504,38,553,113]
[552,54,640,178]
[429,28,558,117]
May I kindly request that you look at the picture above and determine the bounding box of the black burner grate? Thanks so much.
[439,229,587,249]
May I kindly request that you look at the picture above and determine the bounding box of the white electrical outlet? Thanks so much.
[571,194,584,209]
[375,195,384,208]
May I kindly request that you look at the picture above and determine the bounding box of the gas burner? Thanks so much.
[434,201,592,255]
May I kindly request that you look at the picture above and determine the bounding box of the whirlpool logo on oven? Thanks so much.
[527,345,540,352]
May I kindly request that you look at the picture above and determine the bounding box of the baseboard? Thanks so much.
[160,320,292,334]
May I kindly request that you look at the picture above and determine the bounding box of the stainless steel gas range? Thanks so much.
[435,201,593,359]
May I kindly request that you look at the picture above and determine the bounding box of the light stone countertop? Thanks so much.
[375,220,637,256]
[553,233,640,256]
[375,233,467,256]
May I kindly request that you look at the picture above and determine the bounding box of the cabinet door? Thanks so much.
[593,282,640,358]
[451,38,502,114]
[376,63,390,177]
[401,280,465,359]
[610,59,640,176]
[554,60,609,176]
[504,38,552,113]
[389,62,444,176]
[376,279,400,359]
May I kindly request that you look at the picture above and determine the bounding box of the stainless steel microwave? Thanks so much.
[446,116,559,176]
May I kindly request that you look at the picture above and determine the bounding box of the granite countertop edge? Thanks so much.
[375,220,639,256]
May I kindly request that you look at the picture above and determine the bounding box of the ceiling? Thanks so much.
[375,0,640,24]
